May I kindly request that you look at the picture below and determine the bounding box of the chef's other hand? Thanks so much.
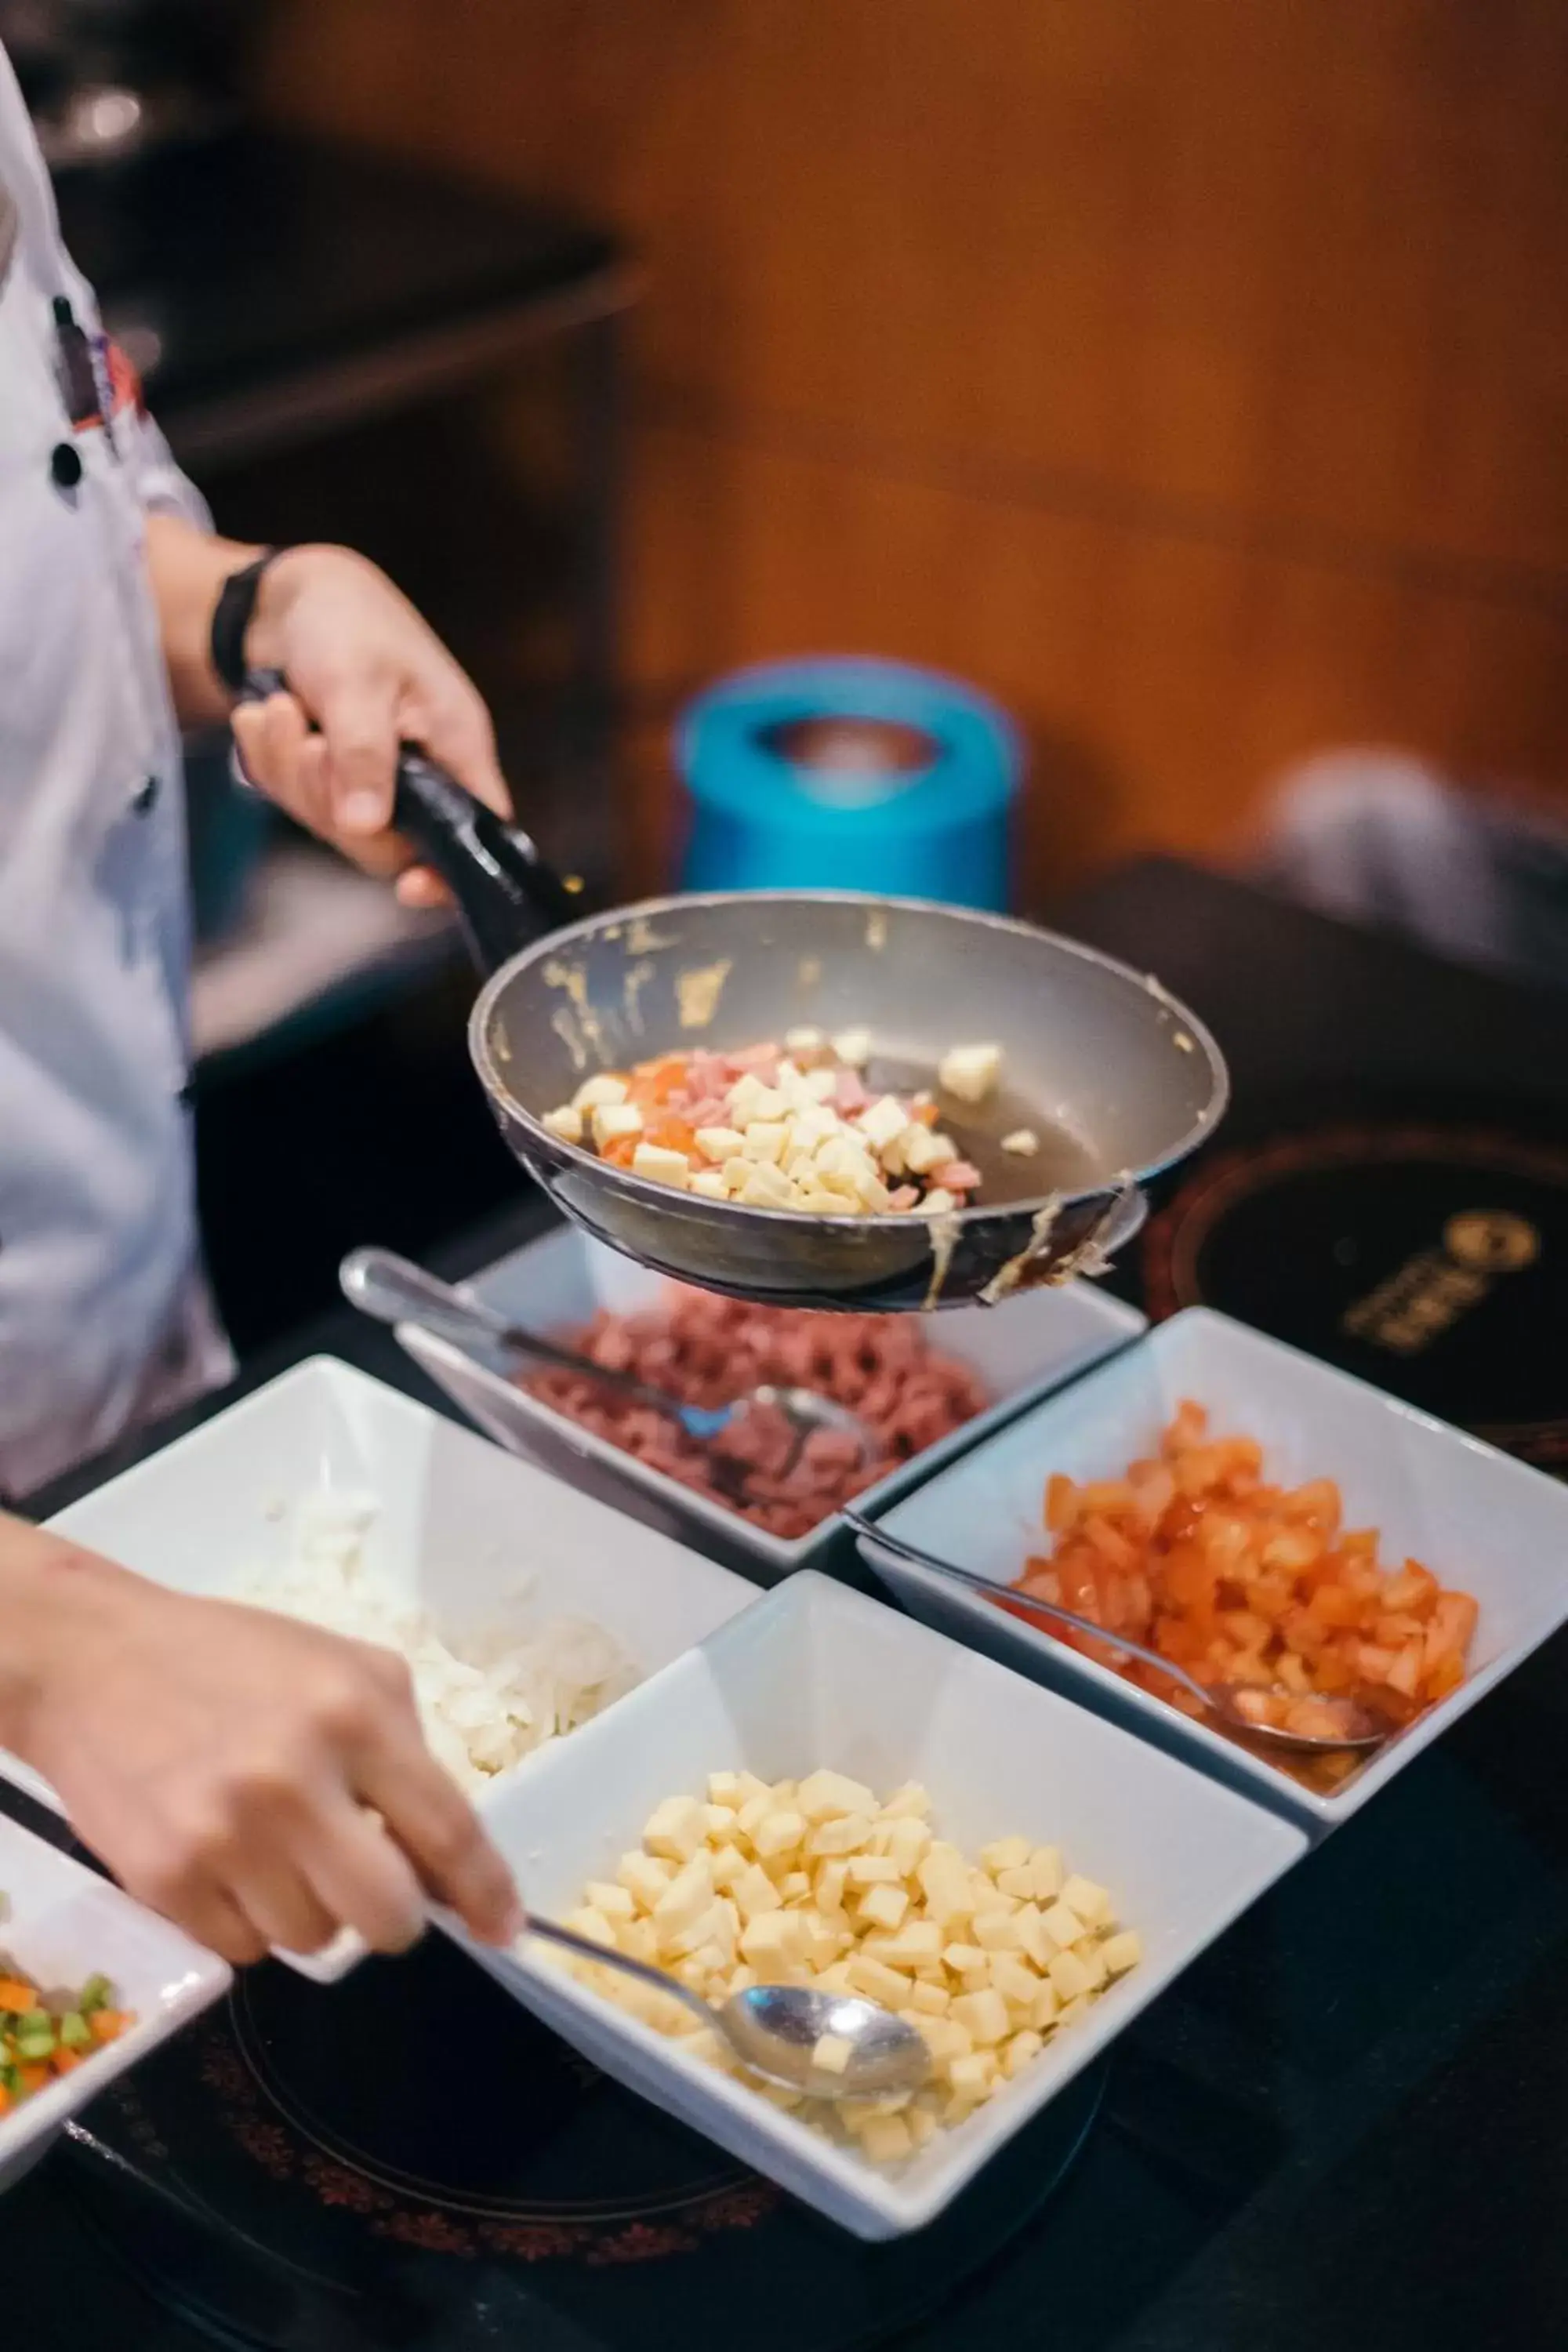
[230,544,510,911]
[9,1535,521,1965]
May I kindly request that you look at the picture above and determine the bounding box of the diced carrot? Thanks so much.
[644,1113,697,1156]
[1281,1479,1342,1533]
[1044,1474,1079,1533]
[1385,1642,1425,1700]
[0,2082,11,2116]
[89,2009,130,2045]
[51,2047,83,2075]
[1382,1562,1439,1615]
[0,1977,38,2013]
[910,1100,939,1127]
[601,1134,639,1168]
[16,2063,49,2096]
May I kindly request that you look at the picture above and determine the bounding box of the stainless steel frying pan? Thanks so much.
[343,710,1229,1312]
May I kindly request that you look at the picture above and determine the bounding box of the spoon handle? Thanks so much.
[844,1511,1213,1715]
[338,1247,735,1435]
[516,1913,714,2031]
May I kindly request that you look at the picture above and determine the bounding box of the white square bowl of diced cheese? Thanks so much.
[16,1357,757,1982]
[855,1308,1568,1827]
[437,1570,1305,2238]
[394,1223,1145,1581]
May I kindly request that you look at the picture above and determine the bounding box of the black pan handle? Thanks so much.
[236,668,584,975]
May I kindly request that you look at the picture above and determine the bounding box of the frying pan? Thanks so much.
[246,677,1227,1310]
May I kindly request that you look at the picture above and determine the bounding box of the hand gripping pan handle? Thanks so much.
[237,667,583,972]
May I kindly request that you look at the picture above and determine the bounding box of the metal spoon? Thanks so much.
[847,1513,1388,1757]
[340,1248,875,1479]
[511,1910,931,2100]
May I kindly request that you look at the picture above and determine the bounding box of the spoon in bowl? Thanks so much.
[846,1514,1388,1757]
[491,1909,931,2100]
[340,1248,874,1483]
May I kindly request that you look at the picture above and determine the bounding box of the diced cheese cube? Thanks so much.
[563,1905,615,1947]
[739,1911,794,1967]
[789,1104,840,1152]
[937,1041,1001,1103]
[942,2092,982,2129]
[690,1171,728,1200]
[1014,1904,1053,1972]
[664,1902,726,1962]
[585,1881,636,1921]
[832,1027,873,1067]
[917,1853,974,1924]
[971,1910,1022,1952]
[1073,1939,1109,1992]
[778,1870,813,1904]
[911,1980,951,2017]
[573,1073,629,1110]
[752,1809,806,1860]
[651,1856,715,1944]
[797,1769,877,1823]
[848,1955,913,2009]
[921,1187,957,1214]
[542,1103,583,1145]
[784,1025,825,1054]
[727,1076,786,1125]
[1040,1900,1088,1951]
[593,1100,644,1147]
[883,1817,931,1878]
[898,1123,946,1175]
[732,1864,783,1922]
[800,1916,848,1971]
[1029,1846,1064,1901]
[919,2016,973,2067]
[708,1846,750,1894]
[798,1185,853,1214]
[1002,2028,1044,2079]
[941,1942,986,1975]
[694,1125,746,1162]
[708,1773,745,1812]
[644,1795,708,1863]
[948,2051,999,2100]
[845,1855,902,1886]
[995,1866,1037,1900]
[858,1883,910,1932]
[617,1916,659,1965]
[1001,1128,1040,1156]
[815,1859,850,1915]
[631,1142,691,1189]
[1057,1994,1092,2028]
[801,1067,838,1102]
[1047,1948,1094,2003]
[1061,1875,1113,1929]
[740,1120,791,1165]
[981,1836,1033,1877]
[735,1791,772,1838]
[989,1952,1041,2008]
[859,2112,915,2164]
[739,1159,795,1209]
[807,1812,874,1858]
[618,1851,674,1909]
[881,1781,933,1820]
[857,1094,909,1152]
[814,1961,858,1997]
[1102,1930,1143,1978]
[811,2032,854,2077]
[863,1921,942,1967]
[907,2103,939,2148]
[1029,1981,1060,2033]
[950,1989,1011,2047]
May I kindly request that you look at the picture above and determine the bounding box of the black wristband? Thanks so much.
[209,548,282,697]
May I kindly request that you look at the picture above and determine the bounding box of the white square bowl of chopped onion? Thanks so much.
[13,1359,758,1980]
[439,1570,1305,2239]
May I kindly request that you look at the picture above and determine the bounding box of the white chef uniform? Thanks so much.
[0,44,232,1500]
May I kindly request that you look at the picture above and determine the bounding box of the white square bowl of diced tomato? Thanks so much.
[0,1811,230,2194]
[855,1308,1568,1826]
[437,1570,1304,2239]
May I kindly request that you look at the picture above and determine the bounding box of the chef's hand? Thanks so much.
[6,1530,521,1964]
[230,543,510,910]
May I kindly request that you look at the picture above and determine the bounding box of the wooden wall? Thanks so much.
[263,0,1568,893]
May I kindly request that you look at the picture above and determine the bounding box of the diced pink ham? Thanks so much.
[930,1159,982,1190]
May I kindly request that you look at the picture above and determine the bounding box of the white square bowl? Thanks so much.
[438,1570,1305,2239]
[857,1308,1568,1827]
[0,1812,230,2194]
[396,1225,1145,1578]
[20,1357,757,1979]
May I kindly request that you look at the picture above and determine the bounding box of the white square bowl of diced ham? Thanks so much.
[394,1225,1145,1580]
[437,1571,1305,2238]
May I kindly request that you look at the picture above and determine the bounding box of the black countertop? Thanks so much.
[7,861,1568,2350]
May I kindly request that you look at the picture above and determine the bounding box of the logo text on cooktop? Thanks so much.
[1342,1210,1541,1354]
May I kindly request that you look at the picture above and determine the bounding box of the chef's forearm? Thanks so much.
[0,1512,118,1762]
[143,513,263,732]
